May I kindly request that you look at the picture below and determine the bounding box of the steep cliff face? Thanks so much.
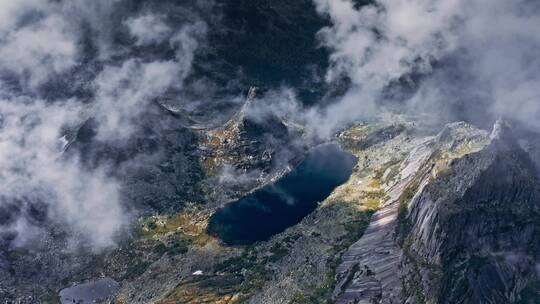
[402,121,540,304]
[330,121,491,304]
[331,119,540,304]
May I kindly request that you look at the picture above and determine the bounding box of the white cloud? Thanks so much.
[170,21,208,83]
[126,14,172,46]
[92,59,179,141]
[0,97,126,250]
[0,15,77,89]
[0,0,208,251]
[0,0,49,34]
[91,21,207,142]
[312,0,540,135]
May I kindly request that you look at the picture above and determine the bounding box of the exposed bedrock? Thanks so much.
[402,120,540,304]
[332,120,540,304]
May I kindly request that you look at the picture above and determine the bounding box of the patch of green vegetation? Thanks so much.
[402,237,439,271]
[153,236,190,257]
[168,239,190,255]
[153,242,168,255]
[396,153,440,240]
[122,260,152,280]
[385,163,401,183]
[344,124,371,138]
[439,254,491,304]
[344,214,373,239]
[397,172,444,303]
[368,178,382,189]
[333,211,374,253]
[374,159,401,181]
[160,273,246,303]
[337,124,371,151]
[396,180,421,246]
[401,257,427,304]
[362,189,385,202]
[160,245,275,303]
[196,274,244,295]
[139,212,207,243]
[283,234,302,244]
[41,293,60,304]
[215,248,258,274]
[214,247,272,297]
[365,197,381,210]
[401,235,443,304]
[289,268,336,304]
[267,243,290,263]
[400,182,419,205]
[289,209,375,304]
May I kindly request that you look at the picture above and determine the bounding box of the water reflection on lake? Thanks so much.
[208,143,357,245]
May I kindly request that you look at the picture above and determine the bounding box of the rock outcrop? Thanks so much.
[6,113,539,304]
[200,87,305,197]
[331,120,540,304]
[402,120,540,304]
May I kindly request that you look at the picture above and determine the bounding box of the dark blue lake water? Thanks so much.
[208,143,357,245]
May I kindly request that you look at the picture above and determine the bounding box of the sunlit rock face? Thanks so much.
[402,121,540,304]
[330,120,540,304]
[1,0,540,303]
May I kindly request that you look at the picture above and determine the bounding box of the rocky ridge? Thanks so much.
[329,120,540,304]
[112,118,540,304]
[3,103,539,304]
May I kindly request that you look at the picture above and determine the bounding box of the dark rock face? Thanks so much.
[207,0,330,104]
[403,122,540,304]
[115,0,330,110]
[67,105,206,213]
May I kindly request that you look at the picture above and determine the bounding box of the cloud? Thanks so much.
[126,14,172,46]
[217,164,263,187]
[311,0,540,136]
[91,20,207,141]
[170,21,208,82]
[0,97,125,250]
[92,59,180,141]
[0,1,208,251]
[0,0,48,33]
[244,88,301,124]
[0,2,77,89]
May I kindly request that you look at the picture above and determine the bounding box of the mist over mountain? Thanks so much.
[0,1,539,303]
[0,0,329,251]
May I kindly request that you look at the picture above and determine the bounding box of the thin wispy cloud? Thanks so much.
[310,0,540,135]
[0,0,208,250]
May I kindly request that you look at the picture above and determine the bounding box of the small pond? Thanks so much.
[208,143,357,245]
[59,277,119,304]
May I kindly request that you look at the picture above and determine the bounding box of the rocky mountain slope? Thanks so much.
[1,1,539,303]
[110,114,540,304]
[328,120,540,304]
[3,89,540,304]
